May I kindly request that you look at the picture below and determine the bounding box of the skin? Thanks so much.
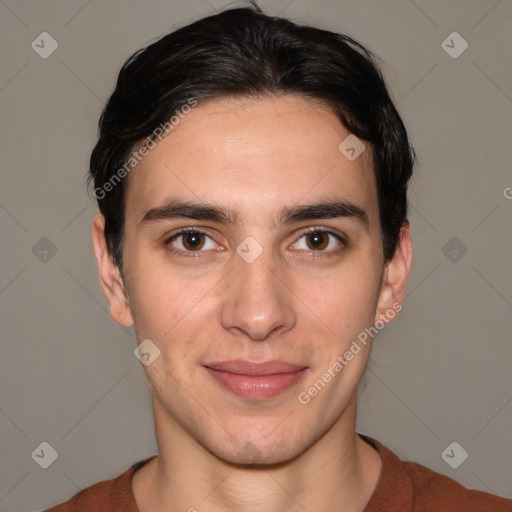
[92,94,413,512]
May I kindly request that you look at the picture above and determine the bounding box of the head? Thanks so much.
[91,5,413,464]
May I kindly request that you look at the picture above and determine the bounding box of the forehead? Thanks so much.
[124,94,377,223]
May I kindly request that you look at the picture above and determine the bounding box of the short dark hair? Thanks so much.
[89,3,414,269]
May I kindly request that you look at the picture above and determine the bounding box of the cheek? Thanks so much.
[127,261,221,359]
[293,260,382,343]
[126,274,182,356]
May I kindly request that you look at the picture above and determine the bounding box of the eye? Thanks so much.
[165,228,219,255]
[292,228,344,254]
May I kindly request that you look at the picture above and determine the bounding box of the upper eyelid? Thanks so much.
[295,226,344,240]
[166,227,216,243]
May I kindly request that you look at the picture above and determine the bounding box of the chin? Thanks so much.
[209,432,307,467]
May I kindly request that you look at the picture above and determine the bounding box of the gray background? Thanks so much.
[1,0,511,510]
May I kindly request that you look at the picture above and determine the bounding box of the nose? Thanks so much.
[220,250,296,342]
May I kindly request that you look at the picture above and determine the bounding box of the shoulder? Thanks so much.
[402,458,511,511]
[42,455,157,512]
[360,434,512,512]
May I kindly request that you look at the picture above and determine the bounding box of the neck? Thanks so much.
[132,393,382,512]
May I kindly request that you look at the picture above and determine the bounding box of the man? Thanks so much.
[45,3,511,511]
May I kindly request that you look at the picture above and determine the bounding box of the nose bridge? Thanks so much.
[237,254,278,302]
[220,243,296,341]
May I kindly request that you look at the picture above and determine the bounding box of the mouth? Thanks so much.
[203,361,308,401]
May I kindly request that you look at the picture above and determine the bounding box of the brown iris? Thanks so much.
[305,231,329,251]
[182,231,206,251]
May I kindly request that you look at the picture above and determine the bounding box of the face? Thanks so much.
[93,94,411,465]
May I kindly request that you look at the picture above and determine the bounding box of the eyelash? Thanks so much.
[164,227,345,259]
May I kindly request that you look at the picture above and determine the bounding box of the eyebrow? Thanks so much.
[139,198,369,229]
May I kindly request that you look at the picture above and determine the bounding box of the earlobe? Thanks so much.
[375,222,413,325]
[92,213,134,327]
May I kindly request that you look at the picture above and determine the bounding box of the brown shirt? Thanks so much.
[44,435,511,511]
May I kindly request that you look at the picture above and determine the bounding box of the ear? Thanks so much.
[375,221,413,325]
[92,213,134,326]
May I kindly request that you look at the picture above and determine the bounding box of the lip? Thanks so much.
[204,360,308,401]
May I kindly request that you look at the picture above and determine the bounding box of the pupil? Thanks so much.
[184,232,203,250]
